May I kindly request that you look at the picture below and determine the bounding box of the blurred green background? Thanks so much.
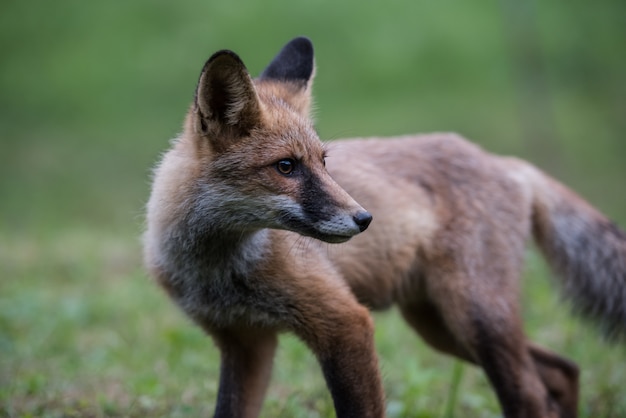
[1,0,625,417]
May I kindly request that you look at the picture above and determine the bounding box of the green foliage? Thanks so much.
[1,0,625,416]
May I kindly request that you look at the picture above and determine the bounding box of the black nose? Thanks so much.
[353,210,373,232]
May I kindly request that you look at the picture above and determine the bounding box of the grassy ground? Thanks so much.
[1,0,625,416]
[1,231,625,417]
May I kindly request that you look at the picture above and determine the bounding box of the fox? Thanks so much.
[143,36,626,418]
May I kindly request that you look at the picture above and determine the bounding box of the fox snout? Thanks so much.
[305,205,372,244]
[353,210,373,232]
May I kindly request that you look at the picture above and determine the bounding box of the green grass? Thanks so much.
[1,230,625,417]
[1,0,625,416]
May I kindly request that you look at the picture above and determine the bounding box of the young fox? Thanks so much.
[144,37,626,418]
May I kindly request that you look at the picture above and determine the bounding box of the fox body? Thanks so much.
[144,37,626,418]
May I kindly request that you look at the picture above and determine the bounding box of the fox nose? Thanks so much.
[353,210,373,232]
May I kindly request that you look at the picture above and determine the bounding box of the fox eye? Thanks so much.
[276,159,295,175]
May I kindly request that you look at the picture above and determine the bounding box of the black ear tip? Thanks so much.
[281,36,314,64]
[203,49,245,72]
[288,36,314,55]
[260,36,315,83]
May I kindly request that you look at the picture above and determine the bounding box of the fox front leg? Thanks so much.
[210,328,278,418]
[294,301,386,417]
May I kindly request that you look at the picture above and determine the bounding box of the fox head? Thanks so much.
[179,37,371,243]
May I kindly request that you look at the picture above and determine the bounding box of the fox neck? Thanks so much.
[174,222,271,277]
[151,220,275,325]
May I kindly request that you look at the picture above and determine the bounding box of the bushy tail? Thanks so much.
[530,170,626,340]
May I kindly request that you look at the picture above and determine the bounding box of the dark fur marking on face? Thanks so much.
[300,165,336,222]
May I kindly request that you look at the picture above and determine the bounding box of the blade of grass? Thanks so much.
[442,361,465,418]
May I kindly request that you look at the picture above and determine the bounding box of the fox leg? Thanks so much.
[364,299,578,418]
[467,312,559,418]
[401,300,556,417]
[400,301,476,363]
[528,343,580,418]
[298,303,385,417]
[285,279,385,418]
[210,328,278,418]
[412,267,562,418]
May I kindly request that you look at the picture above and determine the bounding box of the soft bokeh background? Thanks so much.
[1,1,625,417]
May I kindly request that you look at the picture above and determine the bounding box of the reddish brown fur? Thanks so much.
[144,38,625,418]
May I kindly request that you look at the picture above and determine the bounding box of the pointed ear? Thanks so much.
[259,37,315,116]
[194,50,263,139]
[260,37,315,85]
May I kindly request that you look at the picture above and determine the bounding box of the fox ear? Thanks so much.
[259,37,315,116]
[194,50,263,138]
[260,37,315,85]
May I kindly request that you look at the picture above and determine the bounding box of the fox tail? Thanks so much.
[528,167,626,340]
